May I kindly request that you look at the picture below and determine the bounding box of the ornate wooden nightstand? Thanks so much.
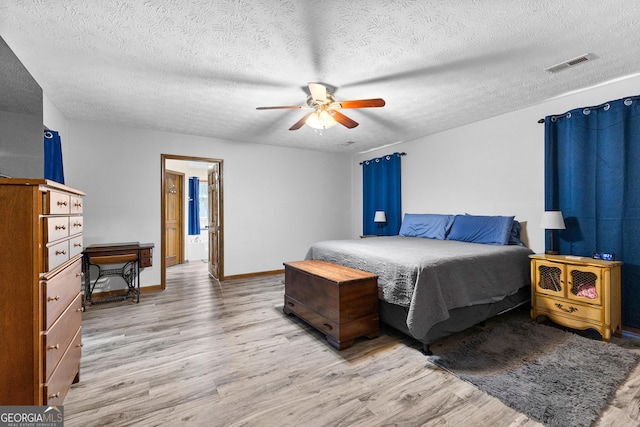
[530,254,622,342]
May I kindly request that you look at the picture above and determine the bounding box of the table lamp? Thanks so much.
[540,210,565,255]
[374,211,387,235]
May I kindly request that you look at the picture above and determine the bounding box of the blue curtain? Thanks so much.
[362,152,402,235]
[545,94,640,328]
[44,130,64,184]
[188,177,200,235]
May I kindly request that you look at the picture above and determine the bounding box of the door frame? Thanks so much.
[160,154,224,290]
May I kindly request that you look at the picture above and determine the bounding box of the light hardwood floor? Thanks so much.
[64,262,640,426]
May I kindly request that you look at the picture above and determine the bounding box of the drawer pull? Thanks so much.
[47,295,60,302]
[323,323,333,331]
[555,303,578,313]
[76,308,83,312]
[74,202,82,207]
[55,225,66,230]
[47,344,59,351]
[57,200,68,206]
[48,392,60,399]
[73,222,82,227]
[55,250,67,256]
[74,243,83,247]
[287,302,294,307]
[77,343,84,348]
[76,272,84,277]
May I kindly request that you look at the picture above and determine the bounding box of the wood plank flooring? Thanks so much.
[64,262,640,426]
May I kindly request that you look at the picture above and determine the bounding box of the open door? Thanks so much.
[164,170,184,267]
[161,154,224,290]
[208,163,221,279]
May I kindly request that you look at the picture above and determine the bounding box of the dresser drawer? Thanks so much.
[69,216,83,236]
[69,235,83,258]
[70,196,83,214]
[46,240,69,272]
[44,217,69,243]
[45,191,71,215]
[535,294,602,323]
[140,248,152,268]
[44,327,81,406]
[42,257,82,329]
[43,294,82,380]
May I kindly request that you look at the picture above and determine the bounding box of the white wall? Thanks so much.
[59,120,351,287]
[351,73,640,253]
[43,93,68,137]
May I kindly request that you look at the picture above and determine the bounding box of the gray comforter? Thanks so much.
[305,236,533,339]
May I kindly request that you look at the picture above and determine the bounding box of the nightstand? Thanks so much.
[529,254,622,342]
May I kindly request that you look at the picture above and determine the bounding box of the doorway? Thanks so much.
[164,169,184,267]
[161,154,224,290]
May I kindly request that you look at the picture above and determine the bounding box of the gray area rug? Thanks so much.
[428,316,639,427]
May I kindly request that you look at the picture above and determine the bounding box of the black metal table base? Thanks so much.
[85,260,140,305]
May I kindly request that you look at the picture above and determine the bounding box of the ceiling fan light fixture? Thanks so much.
[305,109,337,129]
[256,82,384,131]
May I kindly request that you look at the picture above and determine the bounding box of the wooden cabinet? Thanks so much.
[530,254,622,342]
[283,260,380,350]
[0,178,84,405]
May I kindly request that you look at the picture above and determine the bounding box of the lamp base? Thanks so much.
[545,250,560,255]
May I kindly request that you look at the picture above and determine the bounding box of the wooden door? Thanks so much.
[208,164,220,279]
[165,170,183,267]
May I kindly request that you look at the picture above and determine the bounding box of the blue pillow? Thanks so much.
[398,214,455,239]
[446,215,514,245]
[509,220,525,246]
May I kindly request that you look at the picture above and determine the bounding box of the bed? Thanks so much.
[305,213,534,353]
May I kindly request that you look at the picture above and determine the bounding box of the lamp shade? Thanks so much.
[305,110,337,129]
[540,211,566,230]
[373,211,387,223]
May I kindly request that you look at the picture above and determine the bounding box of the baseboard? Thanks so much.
[223,269,284,281]
[141,284,163,293]
[87,284,162,300]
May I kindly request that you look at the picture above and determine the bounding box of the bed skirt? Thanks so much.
[379,285,531,353]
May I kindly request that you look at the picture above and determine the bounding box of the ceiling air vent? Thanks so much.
[544,53,596,73]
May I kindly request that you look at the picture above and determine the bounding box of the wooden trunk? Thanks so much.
[283,260,379,349]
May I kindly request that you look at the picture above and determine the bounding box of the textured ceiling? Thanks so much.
[2,1,640,154]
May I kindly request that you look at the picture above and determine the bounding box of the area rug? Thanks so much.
[427,316,639,427]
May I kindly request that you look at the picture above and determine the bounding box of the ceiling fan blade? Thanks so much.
[308,83,327,103]
[335,98,386,109]
[256,105,303,110]
[332,111,359,129]
[289,113,313,130]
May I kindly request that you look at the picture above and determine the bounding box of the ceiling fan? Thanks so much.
[256,83,385,131]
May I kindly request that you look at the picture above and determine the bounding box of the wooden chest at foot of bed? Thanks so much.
[283,260,380,349]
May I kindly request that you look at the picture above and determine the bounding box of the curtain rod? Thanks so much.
[359,152,406,165]
[538,95,640,124]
